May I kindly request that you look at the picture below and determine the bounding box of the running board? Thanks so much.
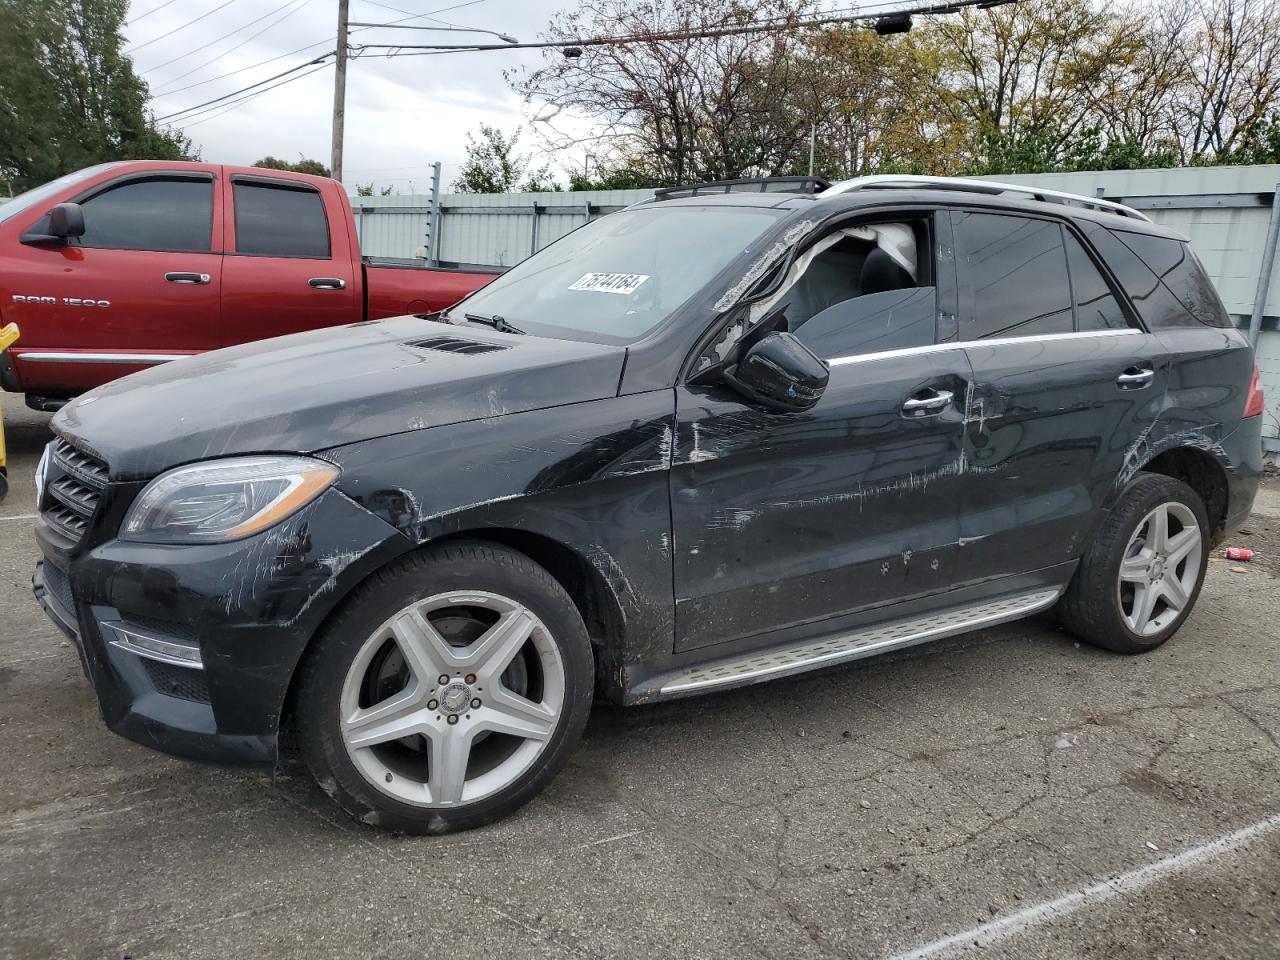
[647,588,1062,699]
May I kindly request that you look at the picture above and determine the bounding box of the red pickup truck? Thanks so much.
[0,161,496,409]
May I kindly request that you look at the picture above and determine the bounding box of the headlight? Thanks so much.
[122,456,339,544]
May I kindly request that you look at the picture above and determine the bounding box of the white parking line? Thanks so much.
[888,812,1280,960]
[0,514,37,522]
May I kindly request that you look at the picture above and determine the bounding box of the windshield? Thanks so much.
[0,163,122,224]
[449,205,784,343]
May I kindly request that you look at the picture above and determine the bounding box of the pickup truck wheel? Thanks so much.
[294,540,593,834]
[1057,473,1209,654]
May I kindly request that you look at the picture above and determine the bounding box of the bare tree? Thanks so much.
[1174,0,1280,160]
[511,0,818,184]
[929,0,1132,162]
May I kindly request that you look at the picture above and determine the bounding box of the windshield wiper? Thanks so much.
[463,312,524,335]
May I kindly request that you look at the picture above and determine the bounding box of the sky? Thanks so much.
[128,0,582,192]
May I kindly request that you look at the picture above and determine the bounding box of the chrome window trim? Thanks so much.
[17,352,191,364]
[827,327,1143,367]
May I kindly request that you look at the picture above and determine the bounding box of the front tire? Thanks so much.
[294,540,594,833]
[1057,473,1209,654]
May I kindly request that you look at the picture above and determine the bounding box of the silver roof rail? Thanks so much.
[822,174,1152,223]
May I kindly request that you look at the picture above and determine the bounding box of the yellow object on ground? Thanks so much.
[0,322,19,501]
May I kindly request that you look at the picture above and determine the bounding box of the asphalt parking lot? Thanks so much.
[1,391,1278,960]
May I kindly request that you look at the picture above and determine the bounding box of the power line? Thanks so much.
[149,0,480,99]
[155,53,333,122]
[355,0,467,28]
[150,37,332,98]
[127,0,182,26]
[148,0,315,91]
[142,0,308,75]
[350,0,1003,57]
[360,0,486,29]
[128,0,242,53]
[178,62,332,127]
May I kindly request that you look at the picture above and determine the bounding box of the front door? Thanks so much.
[670,211,972,651]
[950,210,1169,587]
[7,170,223,396]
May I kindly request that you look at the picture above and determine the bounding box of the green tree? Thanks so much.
[354,182,397,196]
[452,124,557,193]
[567,163,657,190]
[251,156,331,177]
[0,0,194,194]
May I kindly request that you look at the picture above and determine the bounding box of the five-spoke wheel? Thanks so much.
[1117,501,1203,637]
[295,541,593,833]
[340,591,565,807]
[1058,473,1210,654]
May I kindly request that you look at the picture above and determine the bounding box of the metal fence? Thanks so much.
[353,189,654,269]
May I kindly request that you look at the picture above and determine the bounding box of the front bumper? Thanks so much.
[32,487,409,763]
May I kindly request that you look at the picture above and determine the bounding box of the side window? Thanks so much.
[953,212,1072,339]
[78,178,213,253]
[1063,232,1131,331]
[776,220,936,359]
[233,182,330,258]
[1112,230,1231,328]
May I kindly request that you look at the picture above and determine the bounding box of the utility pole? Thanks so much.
[331,0,349,182]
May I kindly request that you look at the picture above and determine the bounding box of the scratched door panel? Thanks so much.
[670,349,972,652]
[957,333,1169,585]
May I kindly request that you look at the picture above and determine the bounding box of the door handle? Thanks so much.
[1117,366,1155,389]
[309,277,346,290]
[902,389,954,416]
[165,272,210,284]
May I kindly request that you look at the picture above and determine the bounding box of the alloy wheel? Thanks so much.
[339,590,566,808]
[1116,501,1202,637]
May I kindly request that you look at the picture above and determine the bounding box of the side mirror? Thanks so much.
[21,202,85,246]
[723,332,829,412]
[49,203,85,239]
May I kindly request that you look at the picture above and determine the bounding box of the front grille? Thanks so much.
[141,658,211,703]
[41,439,109,545]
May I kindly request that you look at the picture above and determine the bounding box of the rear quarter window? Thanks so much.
[1111,230,1231,329]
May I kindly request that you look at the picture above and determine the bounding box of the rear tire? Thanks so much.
[1057,473,1209,654]
[294,540,594,834]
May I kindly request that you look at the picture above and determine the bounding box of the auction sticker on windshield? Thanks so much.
[568,273,650,295]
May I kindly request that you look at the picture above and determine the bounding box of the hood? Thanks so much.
[53,316,627,480]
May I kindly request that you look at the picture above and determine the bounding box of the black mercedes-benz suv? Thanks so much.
[33,175,1264,832]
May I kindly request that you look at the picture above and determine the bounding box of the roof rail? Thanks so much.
[652,175,831,201]
[822,174,1152,223]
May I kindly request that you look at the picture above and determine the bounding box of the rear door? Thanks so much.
[6,169,222,395]
[219,174,356,345]
[951,209,1168,588]
[670,211,973,651]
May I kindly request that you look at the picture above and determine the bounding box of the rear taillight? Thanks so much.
[1245,364,1265,418]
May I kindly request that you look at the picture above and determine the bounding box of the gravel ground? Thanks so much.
[1,393,1277,960]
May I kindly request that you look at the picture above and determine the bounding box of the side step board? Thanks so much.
[647,588,1062,700]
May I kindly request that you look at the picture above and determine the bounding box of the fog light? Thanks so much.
[101,621,204,669]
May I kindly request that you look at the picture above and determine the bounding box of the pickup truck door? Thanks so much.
[5,169,223,396]
[219,174,357,344]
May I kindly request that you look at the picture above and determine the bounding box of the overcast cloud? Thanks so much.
[129,0,579,192]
